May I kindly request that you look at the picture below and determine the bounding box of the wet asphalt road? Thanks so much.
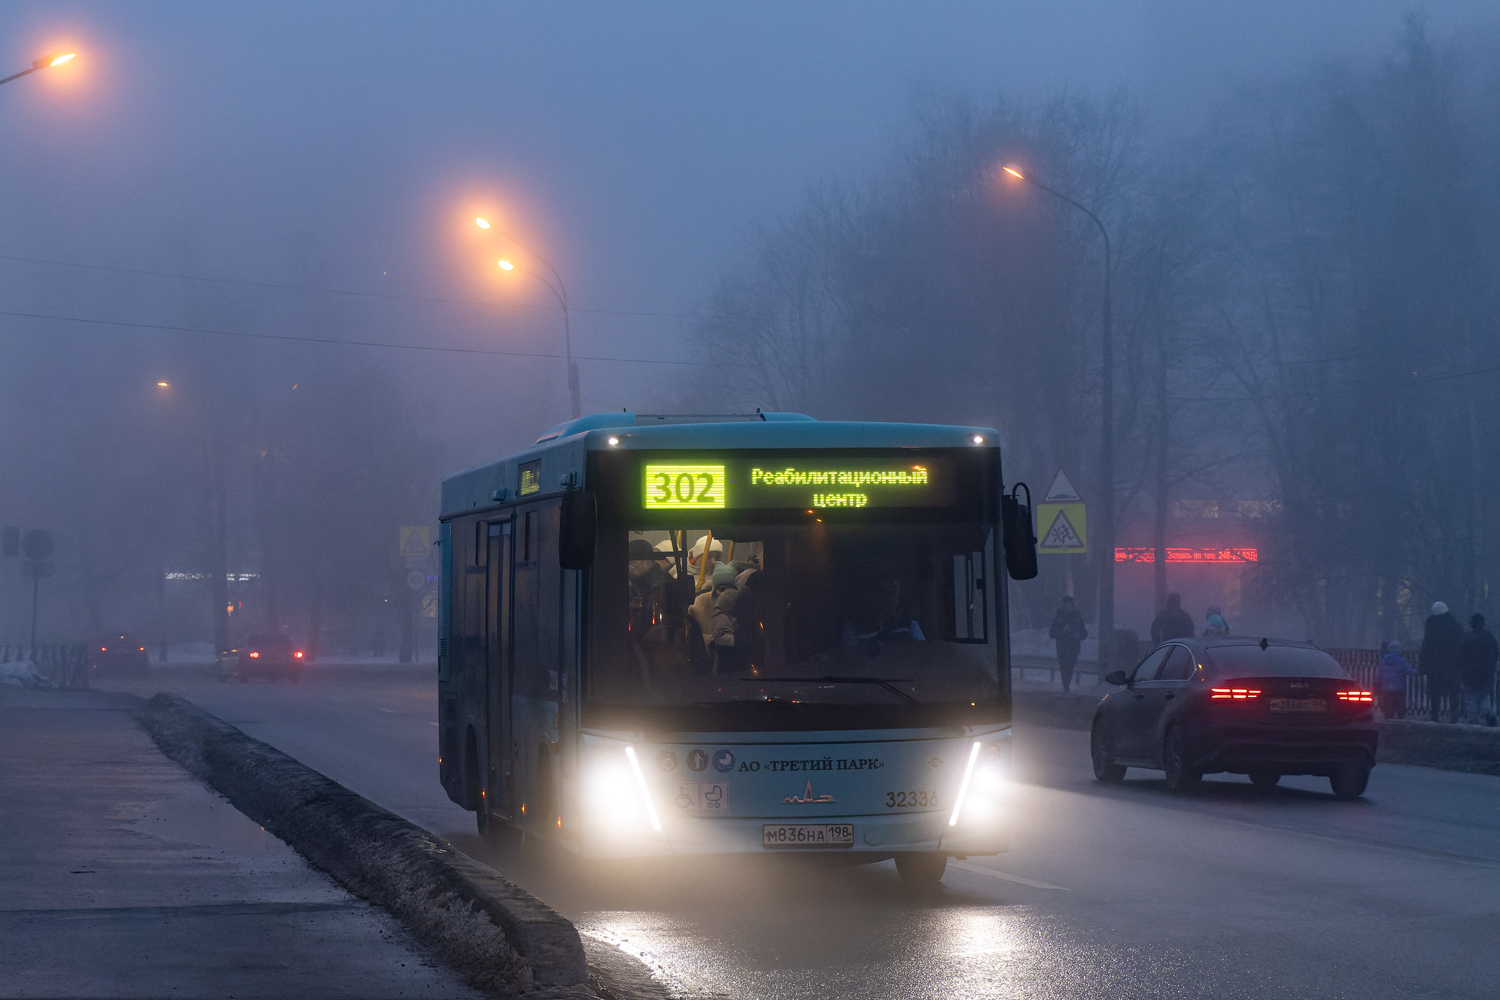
[101,665,1500,999]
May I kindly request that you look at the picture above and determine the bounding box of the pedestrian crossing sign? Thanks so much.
[1037,503,1087,554]
[400,526,431,565]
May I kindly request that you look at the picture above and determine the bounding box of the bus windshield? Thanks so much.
[588,520,1004,730]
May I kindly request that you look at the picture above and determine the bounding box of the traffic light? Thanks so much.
[2,527,17,558]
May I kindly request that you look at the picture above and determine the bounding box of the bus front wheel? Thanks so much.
[894,852,947,886]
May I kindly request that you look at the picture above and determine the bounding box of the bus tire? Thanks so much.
[894,852,947,886]
[531,745,558,846]
[464,727,484,814]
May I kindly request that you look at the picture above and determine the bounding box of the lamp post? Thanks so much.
[0,49,76,88]
[476,218,580,419]
[1003,164,1116,670]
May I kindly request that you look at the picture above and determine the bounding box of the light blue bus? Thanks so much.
[437,412,1037,884]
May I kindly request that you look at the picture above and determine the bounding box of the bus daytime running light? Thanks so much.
[623,745,662,832]
[948,740,983,827]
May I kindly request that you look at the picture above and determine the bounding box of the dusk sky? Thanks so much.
[1,1,1495,461]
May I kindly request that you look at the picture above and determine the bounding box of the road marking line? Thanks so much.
[949,860,1069,890]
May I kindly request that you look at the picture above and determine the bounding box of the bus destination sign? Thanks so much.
[643,458,950,510]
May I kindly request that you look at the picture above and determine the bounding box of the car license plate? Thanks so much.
[762,824,854,849]
[1269,698,1326,713]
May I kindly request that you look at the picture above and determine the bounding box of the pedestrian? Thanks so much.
[1374,641,1416,720]
[1150,592,1195,644]
[1458,614,1499,727]
[1048,595,1088,693]
[1203,606,1229,637]
[1419,602,1464,722]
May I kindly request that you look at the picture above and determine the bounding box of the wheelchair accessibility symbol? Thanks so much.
[673,782,728,812]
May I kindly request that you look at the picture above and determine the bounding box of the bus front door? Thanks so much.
[485,520,513,822]
[510,504,563,833]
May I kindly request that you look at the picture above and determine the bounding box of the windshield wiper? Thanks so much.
[757,676,917,704]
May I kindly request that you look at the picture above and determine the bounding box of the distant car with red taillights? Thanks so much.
[221,634,305,683]
[90,633,150,678]
[1090,637,1378,799]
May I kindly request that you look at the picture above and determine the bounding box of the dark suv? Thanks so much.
[229,634,304,683]
[91,634,150,678]
[1090,637,1378,799]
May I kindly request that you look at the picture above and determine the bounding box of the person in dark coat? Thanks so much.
[1048,596,1088,693]
[1374,641,1416,721]
[1150,593,1195,644]
[1458,613,1498,726]
[1419,602,1464,722]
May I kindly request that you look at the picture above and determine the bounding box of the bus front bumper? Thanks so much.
[569,810,1009,859]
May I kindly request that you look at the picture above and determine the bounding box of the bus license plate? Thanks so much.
[763,824,854,849]
[1269,698,1326,713]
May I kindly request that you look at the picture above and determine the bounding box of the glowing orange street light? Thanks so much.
[156,381,170,388]
[1,49,78,88]
[1003,159,1117,670]
[474,216,579,418]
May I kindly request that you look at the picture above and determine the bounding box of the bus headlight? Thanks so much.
[583,745,662,832]
[949,739,1010,826]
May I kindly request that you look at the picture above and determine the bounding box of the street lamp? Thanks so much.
[476,217,579,419]
[0,49,77,88]
[1003,163,1117,671]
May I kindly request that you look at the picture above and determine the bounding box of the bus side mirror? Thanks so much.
[1001,485,1038,581]
[559,491,596,570]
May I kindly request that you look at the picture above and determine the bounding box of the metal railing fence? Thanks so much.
[0,644,90,689]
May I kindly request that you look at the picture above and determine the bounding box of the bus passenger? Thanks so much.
[628,538,668,634]
[687,535,725,591]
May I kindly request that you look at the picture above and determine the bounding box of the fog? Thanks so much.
[3,1,1497,658]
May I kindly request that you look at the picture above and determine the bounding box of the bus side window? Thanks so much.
[952,551,987,641]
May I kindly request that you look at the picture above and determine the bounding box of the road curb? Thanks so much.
[133,693,589,996]
[1377,718,1500,776]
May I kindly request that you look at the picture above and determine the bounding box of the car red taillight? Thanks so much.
[249,651,260,658]
[1210,687,1262,700]
[295,651,303,659]
[1335,690,1373,702]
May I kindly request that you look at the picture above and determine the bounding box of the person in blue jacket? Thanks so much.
[1375,641,1417,720]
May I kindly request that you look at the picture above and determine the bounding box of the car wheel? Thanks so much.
[1329,764,1370,800]
[894,852,947,886]
[1248,770,1280,789]
[1090,723,1127,783]
[1162,726,1201,794]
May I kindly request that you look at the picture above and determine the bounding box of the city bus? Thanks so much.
[437,412,1037,884]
